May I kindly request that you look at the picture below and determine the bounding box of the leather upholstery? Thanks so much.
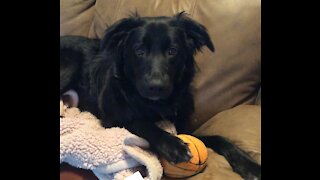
[60,0,261,179]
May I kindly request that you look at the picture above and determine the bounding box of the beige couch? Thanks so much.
[60,0,261,179]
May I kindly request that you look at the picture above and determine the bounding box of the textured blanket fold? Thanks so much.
[60,105,164,180]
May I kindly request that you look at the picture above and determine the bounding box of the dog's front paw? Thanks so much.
[155,134,192,164]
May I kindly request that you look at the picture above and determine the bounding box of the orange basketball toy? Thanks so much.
[160,134,208,178]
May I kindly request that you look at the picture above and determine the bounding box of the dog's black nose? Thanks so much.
[148,83,164,93]
[148,77,168,92]
[141,72,173,100]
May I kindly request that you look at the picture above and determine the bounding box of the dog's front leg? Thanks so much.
[125,121,192,164]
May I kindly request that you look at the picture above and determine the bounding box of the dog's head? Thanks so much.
[100,12,214,101]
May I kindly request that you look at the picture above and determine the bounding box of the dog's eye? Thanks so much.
[134,47,146,56]
[168,47,178,56]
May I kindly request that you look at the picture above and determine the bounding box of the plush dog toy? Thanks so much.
[60,90,170,180]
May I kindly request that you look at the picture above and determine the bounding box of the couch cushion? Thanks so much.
[60,150,243,180]
[193,105,261,164]
[60,163,97,180]
[60,0,261,131]
[163,148,243,180]
[60,0,96,36]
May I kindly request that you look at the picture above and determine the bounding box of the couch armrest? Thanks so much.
[193,105,261,164]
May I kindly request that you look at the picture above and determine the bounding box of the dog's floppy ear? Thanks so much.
[175,12,215,53]
[100,17,143,51]
[100,16,143,79]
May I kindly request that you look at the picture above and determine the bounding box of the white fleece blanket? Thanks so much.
[60,98,177,180]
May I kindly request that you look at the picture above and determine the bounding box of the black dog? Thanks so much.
[60,12,260,179]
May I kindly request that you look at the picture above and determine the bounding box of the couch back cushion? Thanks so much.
[60,0,261,131]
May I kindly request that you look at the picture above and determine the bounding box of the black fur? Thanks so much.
[60,12,260,179]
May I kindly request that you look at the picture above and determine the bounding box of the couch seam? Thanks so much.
[87,0,98,37]
[113,0,122,23]
[91,7,109,37]
[190,0,199,17]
